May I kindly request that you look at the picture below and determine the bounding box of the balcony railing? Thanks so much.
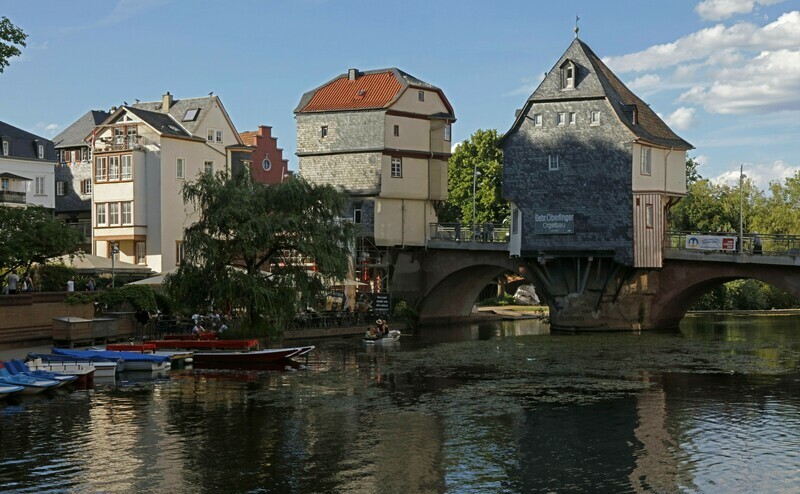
[666,231,800,256]
[94,135,147,152]
[429,222,510,243]
[0,190,26,204]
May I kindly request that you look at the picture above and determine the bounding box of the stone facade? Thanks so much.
[299,152,382,195]
[296,111,385,157]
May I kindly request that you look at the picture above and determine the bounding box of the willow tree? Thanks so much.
[165,171,354,338]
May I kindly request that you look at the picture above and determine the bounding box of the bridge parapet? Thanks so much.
[429,222,509,249]
[666,231,800,257]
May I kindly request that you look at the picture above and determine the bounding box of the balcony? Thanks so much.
[94,135,149,153]
[0,190,26,204]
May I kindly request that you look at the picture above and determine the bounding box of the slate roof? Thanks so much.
[131,95,217,137]
[52,110,110,149]
[124,106,193,138]
[295,67,454,117]
[0,120,57,161]
[505,38,692,150]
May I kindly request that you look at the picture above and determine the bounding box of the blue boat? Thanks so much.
[52,348,171,372]
[0,363,60,395]
[3,360,78,388]
[0,382,24,400]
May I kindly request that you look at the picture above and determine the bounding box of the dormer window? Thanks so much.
[37,143,44,159]
[2,140,8,156]
[560,60,576,90]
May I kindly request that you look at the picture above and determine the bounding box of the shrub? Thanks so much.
[38,264,77,292]
[391,299,419,329]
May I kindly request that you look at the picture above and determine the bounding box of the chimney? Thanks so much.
[348,68,358,81]
[162,91,173,112]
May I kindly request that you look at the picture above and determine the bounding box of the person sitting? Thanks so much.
[192,322,205,338]
[365,326,378,339]
[375,319,384,336]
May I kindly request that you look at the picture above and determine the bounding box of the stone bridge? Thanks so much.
[389,238,800,331]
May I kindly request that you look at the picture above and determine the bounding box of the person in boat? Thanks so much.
[192,322,205,337]
[375,320,384,336]
[365,326,378,339]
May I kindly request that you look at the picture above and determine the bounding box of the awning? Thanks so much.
[50,253,154,275]
[0,172,32,181]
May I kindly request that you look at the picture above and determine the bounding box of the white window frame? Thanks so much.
[557,113,566,126]
[321,125,328,138]
[533,114,542,126]
[35,176,45,195]
[215,130,223,143]
[81,147,88,162]
[135,241,146,265]
[37,144,44,159]
[121,155,132,180]
[645,204,654,229]
[176,157,186,180]
[175,241,185,265]
[95,157,107,182]
[353,204,362,223]
[2,140,8,156]
[121,201,133,225]
[108,156,120,181]
[590,111,600,126]
[262,158,271,171]
[569,112,576,125]
[640,146,652,176]
[391,157,402,178]
[96,203,107,226]
[56,181,66,196]
[1,178,8,190]
[109,202,120,226]
[204,160,214,174]
[548,155,560,171]
[418,90,425,102]
[561,61,575,90]
[207,129,214,142]
[444,123,451,141]
[81,179,92,195]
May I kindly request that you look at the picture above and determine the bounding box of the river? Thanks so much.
[1,314,798,493]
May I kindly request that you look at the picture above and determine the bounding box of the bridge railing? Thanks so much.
[429,223,510,243]
[666,231,800,256]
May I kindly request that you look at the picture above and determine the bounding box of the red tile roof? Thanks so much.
[300,71,403,112]
[239,131,257,145]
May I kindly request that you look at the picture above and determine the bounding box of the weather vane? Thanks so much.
[575,14,580,38]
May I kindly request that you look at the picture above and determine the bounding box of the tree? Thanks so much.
[165,171,354,338]
[0,17,27,74]
[440,129,508,225]
[0,206,82,279]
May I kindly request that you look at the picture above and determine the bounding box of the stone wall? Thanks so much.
[296,110,385,155]
[0,293,94,348]
[299,152,383,195]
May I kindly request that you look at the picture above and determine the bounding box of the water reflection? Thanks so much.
[0,314,798,492]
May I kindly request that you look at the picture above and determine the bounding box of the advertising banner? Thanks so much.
[685,235,736,251]
[534,212,574,234]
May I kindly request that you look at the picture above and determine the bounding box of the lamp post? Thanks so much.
[472,164,480,241]
[110,242,120,288]
[739,165,746,253]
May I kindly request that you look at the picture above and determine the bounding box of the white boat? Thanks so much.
[52,349,171,373]
[0,383,24,399]
[364,329,402,344]
[27,355,118,378]
[0,366,60,395]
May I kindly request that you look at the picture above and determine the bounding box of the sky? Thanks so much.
[2,0,799,190]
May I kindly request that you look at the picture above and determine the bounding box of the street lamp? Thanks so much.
[739,165,746,253]
[110,242,120,287]
[472,164,481,241]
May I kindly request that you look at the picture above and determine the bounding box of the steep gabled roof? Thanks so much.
[53,110,111,149]
[295,67,455,117]
[504,38,692,150]
[124,106,193,138]
[132,96,215,137]
[0,120,56,161]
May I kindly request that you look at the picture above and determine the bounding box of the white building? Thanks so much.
[90,92,248,273]
[0,121,57,209]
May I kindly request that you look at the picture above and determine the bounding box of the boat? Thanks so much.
[0,363,60,394]
[363,329,402,344]
[106,343,156,353]
[192,346,313,368]
[52,348,171,372]
[161,332,218,340]
[292,346,315,358]
[28,353,118,378]
[0,383,24,400]
[3,360,79,388]
[147,339,259,351]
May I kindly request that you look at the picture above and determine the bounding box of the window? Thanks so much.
[391,157,402,178]
[81,179,92,195]
[512,209,519,234]
[96,203,107,225]
[321,126,328,138]
[548,155,560,171]
[175,241,185,265]
[215,130,223,143]
[35,176,45,195]
[590,111,600,126]
[122,201,132,225]
[444,123,451,141]
[183,108,200,121]
[640,147,652,175]
[108,156,120,181]
[2,140,7,156]
[135,242,146,265]
[557,113,566,126]
[645,204,654,229]
[533,114,543,126]
[393,125,400,137]
[95,157,107,182]
[121,155,132,180]
[569,112,576,125]
[127,127,137,147]
[353,203,362,224]
[109,202,120,225]
[56,181,66,196]
[81,147,88,162]
[418,90,425,102]
[114,127,124,145]
[204,160,214,174]
[176,158,185,180]
[207,129,214,142]
[1,178,8,190]
[36,144,44,159]
[262,158,271,171]
[561,60,576,89]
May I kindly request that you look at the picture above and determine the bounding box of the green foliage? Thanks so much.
[0,17,26,74]
[391,299,419,329]
[440,129,507,224]
[691,280,799,311]
[37,264,77,292]
[478,294,516,306]
[65,285,158,312]
[165,170,354,341]
[0,206,82,279]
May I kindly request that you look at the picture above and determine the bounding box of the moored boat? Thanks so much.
[52,348,171,372]
[0,363,60,394]
[148,339,259,351]
[28,353,118,378]
[4,360,78,388]
[192,346,312,368]
[0,382,24,400]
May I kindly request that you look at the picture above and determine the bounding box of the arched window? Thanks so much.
[262,158,271,171]
[560,60,576,90]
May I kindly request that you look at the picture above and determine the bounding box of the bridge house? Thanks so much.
[501,36,692,268]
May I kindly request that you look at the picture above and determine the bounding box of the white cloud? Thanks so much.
[451,141,462,153]
[626,74,661,93]
[713,159,799,189]
[504,74,546,97]
[664,107,698,130]
[695,0,786,21]
[34,123,62,137]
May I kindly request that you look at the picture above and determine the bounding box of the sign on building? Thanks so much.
[534,212,574,235]
[685,235,736,251]
[372,293,391,315]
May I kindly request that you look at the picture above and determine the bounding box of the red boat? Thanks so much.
[148,339,259,350]
[162,333,218,340]
[107,343,156,353]
[191,346,314,368]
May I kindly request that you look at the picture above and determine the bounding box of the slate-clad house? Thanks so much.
[0,121,57,209]
[52,110,111,243]
[295,68,455,249]
[501,37,692,268]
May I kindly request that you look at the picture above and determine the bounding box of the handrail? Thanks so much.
[429,222,510,243]
[665,231,800,256]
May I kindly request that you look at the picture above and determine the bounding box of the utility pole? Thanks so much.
[739,165,746,253]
